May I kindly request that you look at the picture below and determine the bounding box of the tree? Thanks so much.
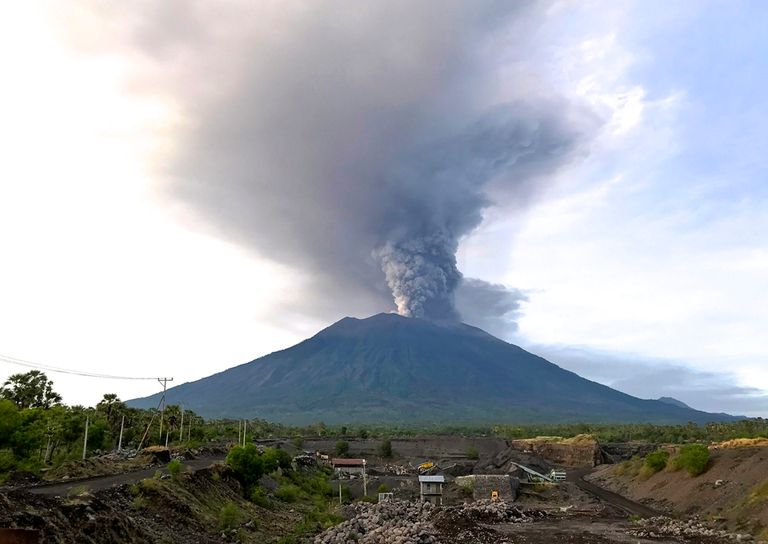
[335,440,349,457]
[226,444,265,488]
[378,438,392,458]
[0,371,62,409]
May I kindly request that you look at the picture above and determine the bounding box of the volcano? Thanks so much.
[128,313,737,424]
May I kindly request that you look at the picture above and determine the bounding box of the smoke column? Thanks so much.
[72,1,599,324]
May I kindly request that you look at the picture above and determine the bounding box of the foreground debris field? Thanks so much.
[314,499,754,544]
[2,435,766,543]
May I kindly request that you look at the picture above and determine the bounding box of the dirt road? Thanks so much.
[26,455,225,496]
[569,468,660,518]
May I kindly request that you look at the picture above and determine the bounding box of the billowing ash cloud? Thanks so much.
[76,1,599,323]
[455,279,528,337]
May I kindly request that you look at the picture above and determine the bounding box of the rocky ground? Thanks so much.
[313,499,754,544]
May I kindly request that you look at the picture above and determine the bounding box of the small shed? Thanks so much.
[418,475,445,505]
[331,458,366,476]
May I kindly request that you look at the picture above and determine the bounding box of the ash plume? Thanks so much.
[74,1,600,325]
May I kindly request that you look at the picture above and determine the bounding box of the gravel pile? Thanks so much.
[314,500,546,544]
[314,500,437,544]
[459,499,542,523]
[630,516,753,541]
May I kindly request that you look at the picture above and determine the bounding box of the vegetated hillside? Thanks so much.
[588,441,768,538]
[129,313,740,424]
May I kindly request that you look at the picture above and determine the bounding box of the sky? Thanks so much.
[0,1,766,416]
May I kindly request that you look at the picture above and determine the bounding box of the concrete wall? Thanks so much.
[301,436,509,460]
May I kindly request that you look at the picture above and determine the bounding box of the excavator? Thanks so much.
[417,461,434,473]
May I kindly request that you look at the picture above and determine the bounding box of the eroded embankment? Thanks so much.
[0,465,301,544]
[587,443,768,539]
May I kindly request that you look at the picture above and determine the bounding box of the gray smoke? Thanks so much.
[71,1,599,324]
[455,279,528,337]
[370,101,591,318]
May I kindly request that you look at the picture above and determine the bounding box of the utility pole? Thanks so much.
[242,420,247,447]
[237,420,241,446]
[157,377,173,444]
[339,482,342,505]
[82,416,89,460]
[118,414,125,451]
[179,405,184,443]
[188,416,192,442]
[363,459,367,497]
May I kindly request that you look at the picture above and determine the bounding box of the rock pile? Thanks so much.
[630,516,753,541]
[314,499,546,544]
[314,500,436,544]
[459,499,536,523]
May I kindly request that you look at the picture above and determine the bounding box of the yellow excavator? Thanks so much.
[417,461,435,474]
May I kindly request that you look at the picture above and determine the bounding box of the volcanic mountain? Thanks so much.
[129,313,737,424]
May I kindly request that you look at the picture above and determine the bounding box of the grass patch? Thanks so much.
[167,459,182,478]
[218,501,240,530]
[746,480,768,506]
[131,495,149,510]
[67,484,90,498]
[614,456,643,478]
[275,484,301,503]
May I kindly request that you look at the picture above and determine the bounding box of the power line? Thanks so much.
[0,353,161,381]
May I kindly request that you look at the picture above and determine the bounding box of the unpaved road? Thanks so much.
[26,455,226,496]
[570,468,660,518]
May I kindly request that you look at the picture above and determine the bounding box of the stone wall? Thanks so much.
[455,475,519,501]
[509,438,601,467]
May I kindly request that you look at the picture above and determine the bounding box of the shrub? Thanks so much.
[167,459,182,478]
[218,502,240,530]
[466,447,479,460]
[335,440,349,457]
[292,437,304,449]
[275,484,301,503]
[377,483,389,494]
[250,486,271,508]
[263,447,293,472]
[378,439,392,458]
[614,456,643,477]
[643,449,669,473]
[139,477,162,493]
[131,496,148,510]
[227,445,265,488]
[668,444,710,476]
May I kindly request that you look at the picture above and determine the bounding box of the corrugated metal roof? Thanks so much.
[331,458,366,466]
[418,475,445,483]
